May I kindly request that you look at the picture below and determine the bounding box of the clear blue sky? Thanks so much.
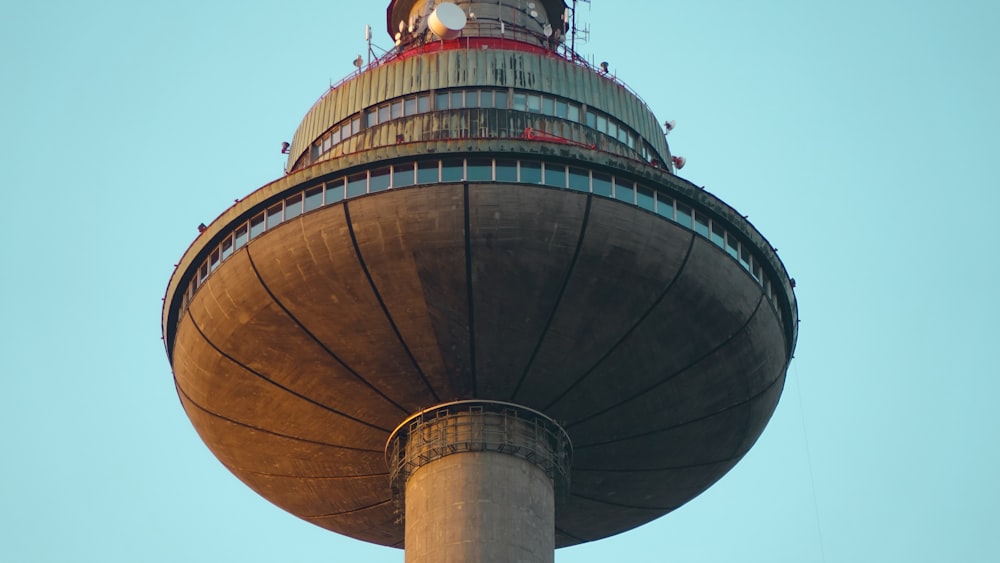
[2,1,997,561]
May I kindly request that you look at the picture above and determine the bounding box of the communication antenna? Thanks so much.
[569,0,591,53]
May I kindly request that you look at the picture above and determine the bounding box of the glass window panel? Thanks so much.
[466,158,492,181]
[694,211,710,237]
[442,158,464,181]
[378,104,390,123]
[543,163,566,187]
[592,172,612,196]
[209,248,221,272]
[567,103,580,121]
[494,90,508,109]
[513,93,527,111]
[304,186,324,211]
[326,179,345,203]
[370,167,391,192]
[266,202,284,229]
[404,97,417,115]
[450,91,464,108]
[656,195,674,220]
[614,178,634,203]
[726,233,739,259]
[285,193,303,220]
[596,114,608,133]
[520,161,542,183]
[436,91,449,109]
[495,159,518,182]
[527,94,541,113]
[391,100,403,119]
[394,163,415,187]
[249,212,265,239]
[675,203,692,227]
[233,224,249,249]
[555,99,568,118]
[221,235,234,259]
[740,245,752,270]
[636,185,654,210]
[418,160,440,183]
[568,167,590,191]
[711,222,725,247]
[347,173,367,197]
[542,97,555,116]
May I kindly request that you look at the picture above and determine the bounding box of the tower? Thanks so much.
[162,1,798,561]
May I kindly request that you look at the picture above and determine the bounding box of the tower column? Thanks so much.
[386,401,572,563]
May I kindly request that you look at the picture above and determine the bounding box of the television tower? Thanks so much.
[162,1,798,561]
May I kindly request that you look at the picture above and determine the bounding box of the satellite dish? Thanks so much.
[672,156,686,170]
[428,2,467,40]
[664,120,676,134]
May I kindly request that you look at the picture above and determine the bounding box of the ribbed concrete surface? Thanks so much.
[171,182,789,548]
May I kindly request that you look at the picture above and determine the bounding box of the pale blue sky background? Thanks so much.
[2,1,997,561]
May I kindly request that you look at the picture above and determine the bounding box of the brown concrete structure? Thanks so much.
[162,0,798,558]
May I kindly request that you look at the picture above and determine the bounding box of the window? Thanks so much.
[326,178,345,203]
[496,159,518,182]
[568,167,589,192]
[614,179,634,204]
[543,163,565,188]
[592,172,612,197]
[636,185,654,211]
[675,203,693,228]
[266,203,283,229]
[285,193,303,220]
[249,212,265,239]
[466,158,492,181]
[417,160,440,183]
[370,167,391,192]
[520,161,542,183]
[347,172,367,197]
[394,163,415,187]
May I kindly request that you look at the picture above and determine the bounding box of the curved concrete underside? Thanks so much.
[171,183,789,548]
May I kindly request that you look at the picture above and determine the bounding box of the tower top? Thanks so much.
[386,0,569,50]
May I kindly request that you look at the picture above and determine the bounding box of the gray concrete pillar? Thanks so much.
[386,401,572,563]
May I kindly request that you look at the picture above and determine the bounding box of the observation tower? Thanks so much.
[162,1,799,561]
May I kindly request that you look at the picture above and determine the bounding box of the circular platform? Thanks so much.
[168,181,790,547]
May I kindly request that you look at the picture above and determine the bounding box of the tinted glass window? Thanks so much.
[326,179,345,203]
[418,160,439,183]
[592,172,612,196]
[370,167,391,192]
[675,203,692,227]
[568,167,589,191]
[304,186,325,212]
[394,163,415,187]
[285,193,303,220]
[544,163,565,187]
[266,203,283,229]
[233,224,249,249]
[694,211,710,237]
[467,158,492,181]
[442,158,464,181]
[249,212,265,239]
[614,179,634,203]
[520,161,542,183]
[636,185,654,210]
[347,173,367,197]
